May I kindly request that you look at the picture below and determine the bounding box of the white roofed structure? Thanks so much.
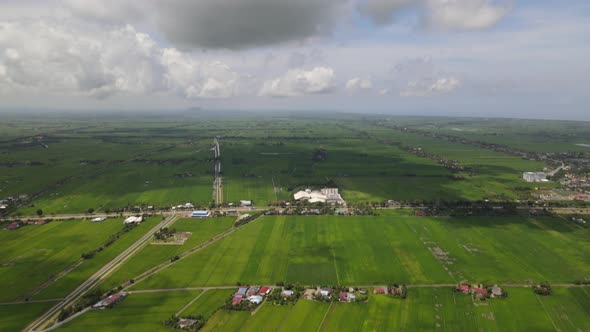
[293,188,345,205]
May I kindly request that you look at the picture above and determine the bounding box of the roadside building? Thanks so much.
[248,295,263,304]
[91,217,106,222]
[473,288,488,298]
[124,216,143,224]
[457,285,470,294]
[190,210,210,218]
[178,319,198,329]
[319,287,332,297]
[93,292,127,309]
[259,286,271,296]
[491,285,503,297]
[240,200,252,207]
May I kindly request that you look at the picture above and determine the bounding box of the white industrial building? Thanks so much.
[523,172,548,183]
[191,210,210,218]
[293,188,345,205]
[124,216,143,224]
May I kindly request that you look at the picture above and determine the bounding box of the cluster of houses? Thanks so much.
[123,216,143,224]
[373,285,406,298]
[456,284,503,299]
[4,220,46,230]
[231,286,272,306]
[309,287,363,303]
[93,292,127,309]
[172,203,195,210]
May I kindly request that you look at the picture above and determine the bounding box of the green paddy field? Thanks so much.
[135,215,590,289]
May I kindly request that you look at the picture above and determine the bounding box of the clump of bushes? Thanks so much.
[533,283,552,296]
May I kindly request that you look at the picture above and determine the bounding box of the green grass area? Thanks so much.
[182,289,235,319]
[223,177,278,205]
[200,310,251,332]
[194,287,590,331]
[17,161,213,215]
[0,218,139,302]
[99,217,235,291]
[405,216,590,284]
[5,114,581,215]
[0,302,55,332]
[280,300,331,332]
[134,215,449,288]
[33,217,162,300]
[57,291,199,331]
[134,215,590,289]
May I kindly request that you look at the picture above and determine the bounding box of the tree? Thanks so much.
[87,208,95,214]
[36,209,43,216]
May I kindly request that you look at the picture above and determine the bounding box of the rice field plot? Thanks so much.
[404,216,590,284]
[182,289,235,319]
[222,177,278,205]
[279,300,331,332]
[17,160,214,215]
[318,287,590,331]
[57,290,200,332]
[0,218,135,302]
[199,310,251,332]
[34,217,163,300]
[99,217,236,291]
[0,302,56,332]
[134,215,452,289]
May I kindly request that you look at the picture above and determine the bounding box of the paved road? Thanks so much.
[25,213,178,332]
[213,138,222,206]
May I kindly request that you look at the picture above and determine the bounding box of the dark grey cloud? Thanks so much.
[153,0,347,50]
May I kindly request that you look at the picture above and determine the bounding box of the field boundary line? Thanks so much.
[176,290,207,317]
[274,303,295,332]
[37,307,90,332]
[534,293,559,331]
[0,298,64,306]
[331,248,340,285]
[316,302,333,332]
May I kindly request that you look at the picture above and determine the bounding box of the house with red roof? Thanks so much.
[457,285,470,294]
[258,286,271,296]
[473,288,487,297]
[374,288,386,294]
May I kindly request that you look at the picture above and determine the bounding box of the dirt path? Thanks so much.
[176,290,207,317]
[316,302,333,332]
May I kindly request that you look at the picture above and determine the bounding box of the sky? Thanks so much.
[0,0,588,120]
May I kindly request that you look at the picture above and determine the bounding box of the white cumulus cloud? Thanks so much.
[345,77,373,92]
[259,67,335,97]
[0,19,238,99]
[401,77,460,96]
[426,0,512,30]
